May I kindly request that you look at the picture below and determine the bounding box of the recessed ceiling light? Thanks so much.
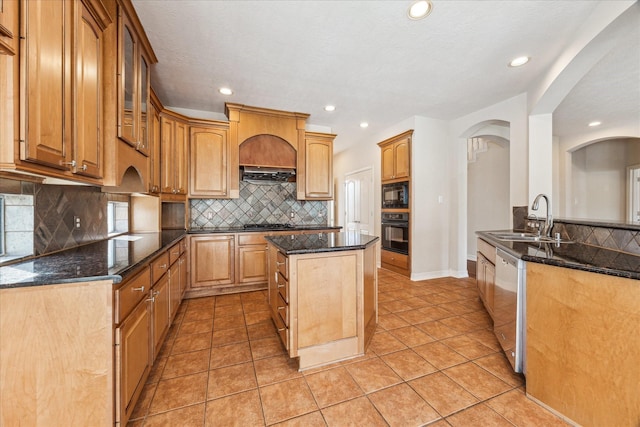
[219,87,233,95]
[588,121,602,127]
[408,0,433,20]
[508,56,530,67]
[360,122,369,128]
[324,105,336,112]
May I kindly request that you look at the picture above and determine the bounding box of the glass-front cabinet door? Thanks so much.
[119,20,137,145]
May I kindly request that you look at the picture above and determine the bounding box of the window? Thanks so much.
[107,201,129,235]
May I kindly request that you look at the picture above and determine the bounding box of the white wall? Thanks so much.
[568,138,640,221]
[467,141,510,259]
[449,93,529,277]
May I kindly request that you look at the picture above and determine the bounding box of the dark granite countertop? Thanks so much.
[188,225,342,234]
[0,230,186,289]
[265,232,379,255]
[477,230,640,280]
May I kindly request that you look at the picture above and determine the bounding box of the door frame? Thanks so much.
[627,164,640,222]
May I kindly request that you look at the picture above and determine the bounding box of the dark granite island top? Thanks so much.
[477,230,640,280]
[265,232,379,255]
[0,230,186,288]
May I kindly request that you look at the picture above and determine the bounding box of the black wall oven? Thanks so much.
[381,212,409,255]
[382,181,409,209]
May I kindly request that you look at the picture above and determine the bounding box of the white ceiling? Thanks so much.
[132,0,639,152]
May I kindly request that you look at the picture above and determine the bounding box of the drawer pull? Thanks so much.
[276,261,285,266]
[132,286,145,292]
[277,284,285,289]
[171,251,179,256]
[277,306,285,311]
[159,263,167,269]
[277,327,285,332]
[146,296,155,303]
[153,290,160,296]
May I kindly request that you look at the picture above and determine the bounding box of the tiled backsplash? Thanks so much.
[553,221,640,255]
[34,184,108,255]
[512,205,640,256]
[190,182,327,228]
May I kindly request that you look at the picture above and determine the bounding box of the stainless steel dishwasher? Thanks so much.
[493,248,526,373]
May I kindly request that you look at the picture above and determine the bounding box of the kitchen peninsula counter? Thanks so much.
[266,232,379,370]
[189,225,342,234]
[0,230,186,288]
[477,230,640,280]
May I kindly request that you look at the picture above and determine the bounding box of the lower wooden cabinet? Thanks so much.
[189,234,235,296]
[476,238,496,318]
[150,273,170,359]
[116,295,151,426]
[187,229,338,298]
[380,249,410,276]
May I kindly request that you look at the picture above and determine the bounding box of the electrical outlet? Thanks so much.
[206,211,213,220]
[290,211,295,219]
[74,216,81,229]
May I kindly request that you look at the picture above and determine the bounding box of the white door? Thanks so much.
[345,168,373,235]
[628,165,640,222]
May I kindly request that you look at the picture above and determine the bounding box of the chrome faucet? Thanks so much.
[531,193,553,238]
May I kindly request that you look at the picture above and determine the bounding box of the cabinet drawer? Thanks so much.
[151,252,169,283]
[276,293,289,327]
[477,238,496,264]
[381,250,408,269]
[277,272,289,302]
[115,267,150,324]
[238,233,268,245]
[273,309,288,350]
[276,251,288,279]
[168,243,181,266]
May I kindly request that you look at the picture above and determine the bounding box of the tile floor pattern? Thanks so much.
[129,269,570,427]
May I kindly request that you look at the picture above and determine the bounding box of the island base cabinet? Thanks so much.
[526,263,640,427]
[269,242,378,371]
[0,280,114,426]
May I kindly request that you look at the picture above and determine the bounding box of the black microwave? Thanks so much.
[382,181,409,209]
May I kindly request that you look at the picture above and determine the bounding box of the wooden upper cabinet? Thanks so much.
[0,0,18,55]
[74,1,104,179]
[189,124,230,197]
[148,92,161,193]
[303,132,334,200]
[378,130,412,182]
[160,113,188,196]
[117,6,150,155]
[21,0,72,170]
[19,0,110,182]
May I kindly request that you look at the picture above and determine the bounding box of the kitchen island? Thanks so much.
[265,232,379,370]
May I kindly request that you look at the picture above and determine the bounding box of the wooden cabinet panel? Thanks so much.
[189,125,229,197]
[74,1,103,178]
[0,0,17,55]
[116,298,150,426]
[178,252,187,300]
[238,244,268,284]
[393,138,410,179]
[160,114,188,195]
[296,254,357,348]
[476,251,495,317]
[190,235,235,287]
[115,267,150,324]
[526,263,640,426]
[151,273,169,359]
[303,132,334,199]
[381,145,395,181]
[150,251,169,283]
[148,98,161,193]
[21,0,71,169]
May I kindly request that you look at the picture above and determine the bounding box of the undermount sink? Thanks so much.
[487,231,573,244]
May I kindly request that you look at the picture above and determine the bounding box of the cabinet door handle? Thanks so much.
[159,264,167,269]
[277,306,285,311]
[132,286,145,292]
[276,261,285,266]
[277,327,285,332]
[153,290,160,296]
[277,283,285,289]
[146,296,155,303]
[171,251,180,256]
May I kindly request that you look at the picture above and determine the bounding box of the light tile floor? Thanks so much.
[128,269,569,427]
